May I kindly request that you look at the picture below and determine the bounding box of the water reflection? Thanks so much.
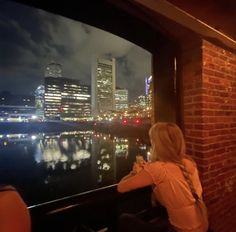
[35,132,92,172]
[0,131,150,205]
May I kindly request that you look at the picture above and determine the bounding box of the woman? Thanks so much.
[117,122,208,232]
[0,185,31,232]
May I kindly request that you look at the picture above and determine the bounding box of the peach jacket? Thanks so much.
[117,159,206,232]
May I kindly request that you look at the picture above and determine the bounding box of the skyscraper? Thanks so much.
[91,57,116,117]
[145,75,153,111]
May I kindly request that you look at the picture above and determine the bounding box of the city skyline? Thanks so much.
[0,1,152,101]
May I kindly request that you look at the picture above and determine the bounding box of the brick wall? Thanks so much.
[182,40,236,232]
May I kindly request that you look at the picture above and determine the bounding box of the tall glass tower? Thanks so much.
[91,57,116,117]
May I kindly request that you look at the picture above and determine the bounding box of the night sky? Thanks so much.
[0,1,152,101]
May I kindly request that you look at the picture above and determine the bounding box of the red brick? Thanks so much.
[183,39,236,232]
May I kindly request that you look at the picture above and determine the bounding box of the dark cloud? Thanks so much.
[0,1,151,101]
[117,56,133,78]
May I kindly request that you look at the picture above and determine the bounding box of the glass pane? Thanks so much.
[0,1,152,206]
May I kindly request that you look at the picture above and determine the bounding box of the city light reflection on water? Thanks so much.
[0,130,150,206]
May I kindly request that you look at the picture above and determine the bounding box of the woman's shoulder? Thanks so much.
[183,157,197,174]
[144,161,165,172]
[143,161,167,183]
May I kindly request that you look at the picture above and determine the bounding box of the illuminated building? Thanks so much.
[44,77,61,119]
[91,57,116,116]
[0,92,36,121]
[115,88,128,110]
[61,81,91,121]
[44,77,91,121]
[35,85,45,118]
[45,61,63,78]
[137,95,147,108]
[145,75,153,111]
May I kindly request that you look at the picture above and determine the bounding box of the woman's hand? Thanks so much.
[136,155,146,166]
[130,156,147,175]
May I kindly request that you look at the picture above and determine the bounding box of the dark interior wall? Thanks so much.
[152,43,177,122]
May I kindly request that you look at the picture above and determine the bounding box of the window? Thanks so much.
[0,0,177,206]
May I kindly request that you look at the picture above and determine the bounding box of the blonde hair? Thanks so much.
[149,123,203,215]
[149,122,186,163]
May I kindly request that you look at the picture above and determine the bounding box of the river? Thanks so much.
[0,130,150,206]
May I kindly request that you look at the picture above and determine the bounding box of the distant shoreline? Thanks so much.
[0,121,151,141]
[0,121,94,134]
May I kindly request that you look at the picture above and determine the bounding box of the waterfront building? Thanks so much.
[44,77,91,121]
[44,77,62,120]
[91,57,116,117]
[35,85,45,119]
[61,81,91,121]
[115,88,128,111]
[0,92,36,121]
